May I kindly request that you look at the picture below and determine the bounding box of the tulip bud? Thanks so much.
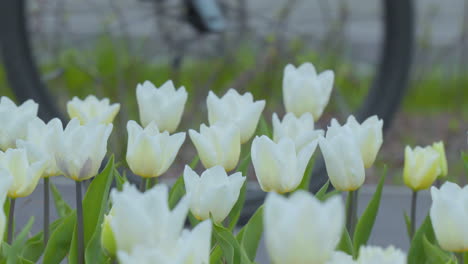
[319,127,365,191]
[430,182,468,252]
[126,121,185,178]
[207,89,265,144]
[251,136,317,193]
[136,80,187,133]
[328,115,383,168]
[183,165,245,223]
[282,62,334,121]
[264,191,344,264]
[403,145,441,191]
[0,174,12,241]
[67,95,120,125]
[101,211,116,257]
[432,141,448,178]
[0,97,38,150]
[272,112,323,152]
[189,123,240,171]
[0,148,46,198]
[50,118,113,181]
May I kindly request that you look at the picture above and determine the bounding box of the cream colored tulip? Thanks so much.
[251,136,318,193]
[189,123,240,171]
[67,95,120,124]
[319,126,365,191]
[403,145,441,191]
[0,148,46,198]
[50,118,113,181]
[328,115,383,168]
[136,80,187,133]
[282,62,334,120]
[126,121,185,178]
[264,191,344,264]
[272,112,323,152]
[207,89,265,143]
[430,182,468,252]
[183,165,245,223]
[0,97,38,150]
[432,141,448,178]
[0,173,12,241]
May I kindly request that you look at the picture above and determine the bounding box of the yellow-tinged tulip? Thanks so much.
[430,182,468,252]
[432,141,448,178]
[126,120,185,178]
[0,97,38,150]
[403,145,441,191]
[67,95,120,124]
[282,62,334,121]
[0,174,12,241]
[0,148,46,198]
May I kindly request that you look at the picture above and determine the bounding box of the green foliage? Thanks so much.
[50,183,73,218]
[212,224,251,264]
[43,212,76,264]
[337,228,354,257]
[422,236,454,264]
[407,215,436,264]
[238,206,264,261]
[296,159,315,191]
[1,217,34,264]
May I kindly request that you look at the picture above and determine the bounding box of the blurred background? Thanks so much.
[0,0,467,184]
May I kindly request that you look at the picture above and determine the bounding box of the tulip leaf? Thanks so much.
[257,115,272,138]
[113,168,127,191]
[189,155,200,169]
[296,159,315,191]
[3,199,10,242]
[4,217,35,264]
[50,183,73,218]
[407,214,436,264]
[19,232,43,262]
[209,245,223,264]
[213,224,251,264]
[240,206,263,261]
[227,181,247,231]
[315,180,330,200]
[352,166,387,254]
[403,211,411,239]
[85,223,108,264]
[43,212,76,264]
[337,228,354,257]
[168,176,186,210]
[188,212,200,227]
[18,258,34,264]
[422,235,453,264]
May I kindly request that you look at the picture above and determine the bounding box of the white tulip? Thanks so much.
[207,89,265,143]
[430,182,468,252]
[0,97,38,150]
[272,112,323,152]
[137,80,187,133]
[357,246,406,264]
[16,118,62,177]
[117,220,212,264]
[251,136,318,193]
[183,165,245,223]
[264,191,344,264]
[319,126,365,191]
[282,62,334,120]
[189,123,240,171]
[0,148,46,198]
[403,145,441,191]
[325,251,356,264]
[328,115,383,168]
[67,95,120,124]
[0,173,12,241]
[126,121,185,178]
[50,118,112,181]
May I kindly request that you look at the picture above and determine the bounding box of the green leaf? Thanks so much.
[315,180,330,200]
[168,176,186,210]
[189,155,200,169]
[50,183,73,218]
[85,224,108,264]
[43,212,76,264]
[239,206,263,261]
[21,217,64,262]
[404,211,411,239]
[336,228,354,257]
[296,159,315,191]
[17,258,33,264]
[422,235,452,264]
[407,215,436,264]
[209,245,223,264]
[212,224,251,264]
[320,189,341,201]
[3,199,10,242]
[4,217,35,264]
[113,168,127,191]
[188,212,200,228]
[227,181,247,231]
[257,115,271,138]
[353,166,387,254]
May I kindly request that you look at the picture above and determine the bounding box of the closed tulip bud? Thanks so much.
[319,127,365,191]
[0,174,12,241]
[0,148,46,198]
[183,165,245,223]
[328,115,383,168]
[101,211,116,257]
[136,80,187,133]
[126,120,185,178]
[189,123,240,171]
[16,118,63,177]
[207,89,265,144]
[272,112,323,152]
[430,182,468,252]
[264,191,344,264]
[0,97,38,150]
[403,145,441,191]
[251,136,317,193]
[282,62,334,121]
[67,95,120,124]
[50,118,113,181]
[432,141,448,178]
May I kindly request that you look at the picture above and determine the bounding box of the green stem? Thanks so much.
[145,178,157,190]
[44,177,50,245]
[410,190,418,239]
[346,190,357,237]
[76,181,84,264]
[8,198,15,244]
